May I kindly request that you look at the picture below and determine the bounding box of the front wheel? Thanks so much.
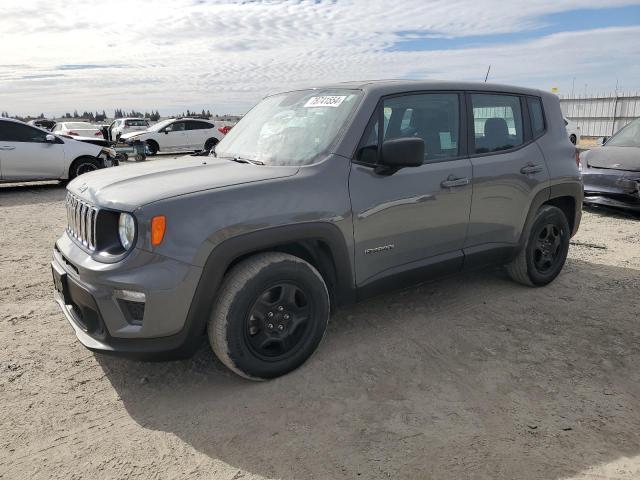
[69,156,101,179]
[204,137,218,152]
[208,252,330,380]
[506,205,570,286]
[569,134,577,145]
[145,140,158,156]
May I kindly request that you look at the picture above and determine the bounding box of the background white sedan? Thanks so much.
[120,118,224,154]
[52,121,104,138]
[564,118,581,145]
[0,118,117,182]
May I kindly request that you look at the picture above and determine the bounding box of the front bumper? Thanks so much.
[52,232,205,358]
[582,168,640,212]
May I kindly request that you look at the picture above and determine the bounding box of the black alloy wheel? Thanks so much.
[533,223,564,274]
[245,283,313,361]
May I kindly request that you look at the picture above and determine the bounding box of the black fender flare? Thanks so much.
[519,181,583,248]
[178,222,356,354]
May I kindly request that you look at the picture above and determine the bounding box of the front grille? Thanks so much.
[66,193,98,250]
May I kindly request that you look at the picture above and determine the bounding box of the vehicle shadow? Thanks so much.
[96,258,640,479]
[0,181,66,207]
[584,203,640,221]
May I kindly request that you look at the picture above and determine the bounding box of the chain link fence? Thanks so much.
[559,93,640,138]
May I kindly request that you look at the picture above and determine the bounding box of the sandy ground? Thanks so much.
[1,165,640,479]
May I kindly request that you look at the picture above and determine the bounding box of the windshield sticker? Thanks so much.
[304,96,347,108]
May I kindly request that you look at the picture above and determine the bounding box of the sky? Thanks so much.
[1,0,639,117]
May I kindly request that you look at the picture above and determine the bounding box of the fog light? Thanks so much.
[113,289,146,302]
[113,289,146,325]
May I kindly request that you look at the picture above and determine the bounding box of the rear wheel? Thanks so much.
[204,137,218,152]
[208,252,330,380]
[569,134,577,145]
[69,156,101,180]
[145,140,158,156]
[506,205,570,286]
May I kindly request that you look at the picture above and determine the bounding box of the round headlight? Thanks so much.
[118,213,136,250]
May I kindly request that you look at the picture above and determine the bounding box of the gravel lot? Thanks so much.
[1,162,640,479]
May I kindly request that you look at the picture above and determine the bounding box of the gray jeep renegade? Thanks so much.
[52,80,582,380]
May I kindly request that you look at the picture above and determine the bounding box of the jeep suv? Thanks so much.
[52,80,582,380]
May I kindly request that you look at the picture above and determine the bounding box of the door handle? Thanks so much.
[520,163,543,175]
[441,176,470,188]
[0,146,16,150]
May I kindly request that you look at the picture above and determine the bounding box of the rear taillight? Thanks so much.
[94,131,103,136]
[67,131,78,136]
[575,149,582,171]
[218,126,232,135]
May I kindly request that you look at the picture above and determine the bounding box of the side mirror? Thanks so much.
[597,136,608,146]
[377,137,424,174]
[45,134,56,143]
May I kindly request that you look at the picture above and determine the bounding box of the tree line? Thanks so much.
[1,108,234,123]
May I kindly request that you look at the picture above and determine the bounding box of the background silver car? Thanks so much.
[0,118,117,182]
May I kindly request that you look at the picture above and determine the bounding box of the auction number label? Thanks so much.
[304,96,347,108]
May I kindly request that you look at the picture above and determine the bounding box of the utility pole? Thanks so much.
[571,77,575,98]
[484,65,491,83]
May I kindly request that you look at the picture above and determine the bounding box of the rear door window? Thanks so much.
[186,120,212,130]
[471,94,524,154]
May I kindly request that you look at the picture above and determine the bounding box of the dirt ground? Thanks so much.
[1,170,640,479]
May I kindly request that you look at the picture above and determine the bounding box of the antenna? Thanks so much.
[484,65,491,83]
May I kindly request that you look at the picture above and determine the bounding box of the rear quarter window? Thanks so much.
[527,97,546,138]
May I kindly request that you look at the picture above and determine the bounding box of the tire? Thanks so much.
[204,137,218,152]
[145,140,158,156]
[208,252,330,380]
[69,156,101,180]
[506,205,570,286]
[569,134,577,145]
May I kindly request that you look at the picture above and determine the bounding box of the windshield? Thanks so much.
[214,88,362,166]
[606,118,640,148]
[149,119,174,131]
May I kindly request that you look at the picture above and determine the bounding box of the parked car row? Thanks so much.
[25,117,234,154]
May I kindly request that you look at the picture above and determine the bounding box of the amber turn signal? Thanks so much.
[151,215,166,246]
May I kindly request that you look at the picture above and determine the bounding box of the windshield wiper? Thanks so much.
[229,156,265,166]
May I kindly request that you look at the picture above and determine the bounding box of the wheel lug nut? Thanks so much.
[283,314,290,320]
[267,312,274,318]
[278,324,284,331]
[277,306,284,312]
[267,323,274,329]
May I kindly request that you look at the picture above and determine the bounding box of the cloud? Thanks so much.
[0,0,639,115]
[55,64,130,71]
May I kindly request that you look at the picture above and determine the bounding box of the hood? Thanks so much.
[61,136,102,157]
[586,146,640,172]
[120,131,146,140]
[67,156,299,210]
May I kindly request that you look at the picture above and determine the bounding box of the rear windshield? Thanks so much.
[65,122,96,129]
[125,119,149,127]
